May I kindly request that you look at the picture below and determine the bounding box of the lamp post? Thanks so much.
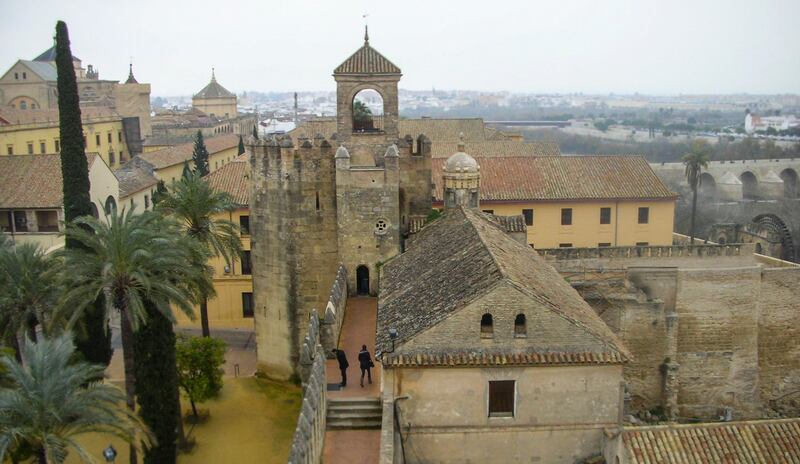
[103,444,117,463]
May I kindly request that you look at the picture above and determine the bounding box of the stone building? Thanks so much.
[248,30,432,379]
[192,69,237,119]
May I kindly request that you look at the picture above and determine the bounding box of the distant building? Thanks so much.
[745,112,798,134]
[0,46,151,138]
[192,69,237,119]
[0,153,118,251]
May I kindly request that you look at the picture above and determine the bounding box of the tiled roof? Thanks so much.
[0,154,97,208]
[18,60,58,81]
[136,134,238,170]
[377,207,628,362]
[114,165,158,198]
[430,140,560,158]
[33,46,79,62]
[620,418,800,463]
[432,155,677,202]
[194,75,235,99]
[483,213,527,232]
[0,107,120,126]
[383,351,626,367]
[205,153,249,206]
[333,37,401,74]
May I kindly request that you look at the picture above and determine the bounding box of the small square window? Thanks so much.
[600,207,611,225]
[561,208,572,226]
[522,209,533,226]
[636,242,649,246]
[598,242,611,247]
[488,380,515,417]
[7,146,13,155]
[638,207,649,224]
[559,243,573,248]
[242,292,254,318]
[239,215,250,235]
[27,143,33,154]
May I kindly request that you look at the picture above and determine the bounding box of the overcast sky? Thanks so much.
[1,0,798,96]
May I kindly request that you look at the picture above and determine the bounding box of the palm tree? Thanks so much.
[682,140,711,245]
[0,333,153,464]
[0,243,62,361]
[156,173,241,337]
[59,208,211,464]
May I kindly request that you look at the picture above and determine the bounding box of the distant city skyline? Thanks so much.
[1,0,799,96]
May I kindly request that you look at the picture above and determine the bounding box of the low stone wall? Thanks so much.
[538,243,748,261]
[289,312,327,464]
[321,264,347,357]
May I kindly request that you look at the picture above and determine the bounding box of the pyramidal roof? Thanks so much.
[333,27,401,75]
[33,45,80,62]
[194,69,235,99]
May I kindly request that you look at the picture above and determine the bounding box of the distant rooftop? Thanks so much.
[33,45,80,63]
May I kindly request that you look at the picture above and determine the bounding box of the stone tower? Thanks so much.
[442,135,481,210]
[249,29,432,379]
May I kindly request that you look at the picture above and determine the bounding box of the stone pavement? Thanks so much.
[323,297,382,463]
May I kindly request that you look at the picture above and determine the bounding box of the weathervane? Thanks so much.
[363,12,369,43]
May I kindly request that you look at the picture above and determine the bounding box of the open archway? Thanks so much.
[352,89,384,133]
[699,172,717,200]
[752,213,795,261]
[780,168,798,198]
[356,265,370,295]
[740,171,759,200]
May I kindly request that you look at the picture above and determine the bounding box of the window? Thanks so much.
[20,101,27,110]
[40,142,46,154]
[144,195,150,209]
[242,292,254,318]
[470,191,478,207]
[14,72,18,80]
[22,72,26,79]
[118,131,122,142]
[96,134,101,146]
[13,211,28,232]
[119,151,125,163]
[109,151,115,165]
[35,210,59,232]
[514,314,526,337]
[488,380,515,417]
[598,242,611,247]
[107,133,112,144]
[638,207,649,224]
[480,313,493,338]
[315,191,320,211]
[7,146,13,155]
[636,242,649,246]
[239,215,250,235]
[54,140,60,152]
[104,196,117,215]
[241,250,252,275]
[482,209,494,214]
[600,207,611,225]
[522,209,533,226]
[559,243,573,248]
[27,143,33,154]
[561,208,572,225]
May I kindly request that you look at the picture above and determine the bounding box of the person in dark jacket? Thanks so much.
[358,344,373,387]
[333,348,349,387]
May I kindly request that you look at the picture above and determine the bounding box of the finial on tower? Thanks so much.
[211,67,216,82]
[458,132,465,152]
[125,59,138,84]
[364,25,369,44]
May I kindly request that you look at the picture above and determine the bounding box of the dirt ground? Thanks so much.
[65,377,301,463]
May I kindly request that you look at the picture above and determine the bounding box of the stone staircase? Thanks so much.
[327,397,382,430]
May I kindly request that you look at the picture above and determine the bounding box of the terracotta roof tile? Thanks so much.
[383,350,624,367]
[205,154,249,206]
[289,118,511,143]
[333,41,401,75]
[432,155,677,202]
[0,154,97,208]
[621,418,800,463]
[114,165,158,198]
[430,140,560,158]
[136,134,238,170]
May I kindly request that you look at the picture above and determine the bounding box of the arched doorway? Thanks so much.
[104,196,117,215]
[699,172,717,200]
[356,265,370,295]
[740,171,758,200]
[780,168,798,198]
[352,89,384,133]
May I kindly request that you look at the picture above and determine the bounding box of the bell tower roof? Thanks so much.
[333,27,401,75]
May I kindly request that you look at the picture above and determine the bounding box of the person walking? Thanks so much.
[333,348,349,387]
[358,344,374,387]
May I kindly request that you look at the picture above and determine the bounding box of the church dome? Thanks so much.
[445,151,479,173]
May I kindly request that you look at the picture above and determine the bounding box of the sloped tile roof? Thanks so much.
[377,207,628,362]
[33,45,79,62]
[204,153,249,206]
[430,140,560,158]
[0,154,97,208]
[383,351,626,367]
[432,155,677,202]
[621,418,800,463]
[334,41,401,75]
[194,77,235,99]
[19,60,58,81]
[114,165,158,198]
[136,134,238,170]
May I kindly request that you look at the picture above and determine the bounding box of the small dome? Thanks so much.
[445,151,479,173]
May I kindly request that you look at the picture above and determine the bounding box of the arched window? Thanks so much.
[755,243,763,254]
[104,196,117,215]
[352,89,383,133]
[480,313,493,338]
[90,202,99,218]
[514,314,526,337]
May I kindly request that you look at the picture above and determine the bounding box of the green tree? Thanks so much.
[191,131,210,177]
[60,209,211,464]
[134,304,180,464]
[0,243,61,361]
[353,100,373,129]
[181,160,192,180]
[252,125,258,140]
[0,333,152,464]
[156,174,241,337]
[682,140,711,245]
[175,335,226,420]
[54,20,112,367]
[152,180,168,206]
[238,135,245,155]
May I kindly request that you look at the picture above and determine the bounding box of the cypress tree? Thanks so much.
[181,160,192,179]
[55,20,112,366]
[237,135,245,155]
[191,130,209,177]
[252,125,258,140]
[134,304,180,464]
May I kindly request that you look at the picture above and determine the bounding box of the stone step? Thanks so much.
[328,410,382,420]
[326,418,382,430]
[328,396,381,405]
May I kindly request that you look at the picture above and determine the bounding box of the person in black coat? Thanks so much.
[358,344,373,387]
[333,348,349,387]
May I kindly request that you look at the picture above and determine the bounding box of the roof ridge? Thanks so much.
[463,207,511,280]
[624,417,800,431]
